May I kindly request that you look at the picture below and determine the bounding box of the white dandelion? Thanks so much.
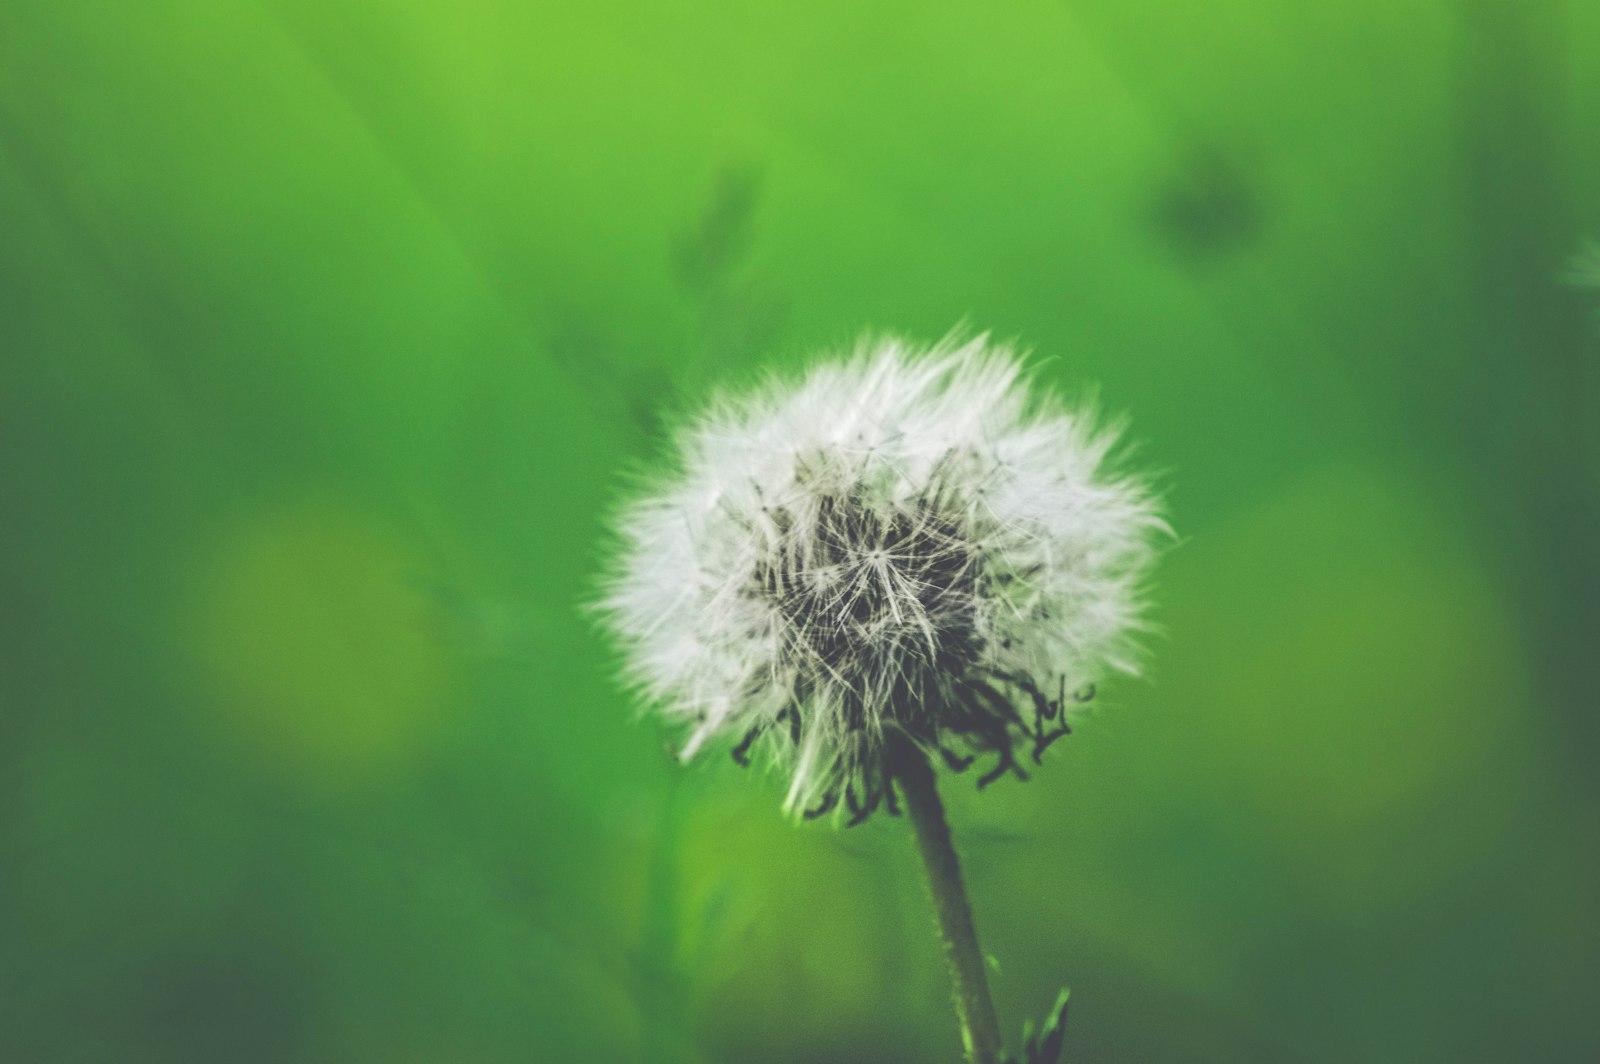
[598,332,1164,1064]
[600,334,1163,816]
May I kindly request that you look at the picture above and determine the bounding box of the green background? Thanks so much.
[3,2,1598,1061]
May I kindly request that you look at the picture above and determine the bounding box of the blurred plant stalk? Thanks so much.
[890,733,1005,1064]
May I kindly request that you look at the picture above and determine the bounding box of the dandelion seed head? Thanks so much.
[599,334,1165,816]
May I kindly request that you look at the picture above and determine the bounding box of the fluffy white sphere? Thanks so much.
[600,334,1164,817]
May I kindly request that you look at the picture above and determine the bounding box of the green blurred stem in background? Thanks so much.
[890,734,1004,1064]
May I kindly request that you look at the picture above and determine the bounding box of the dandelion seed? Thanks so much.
[599,333,1164,817]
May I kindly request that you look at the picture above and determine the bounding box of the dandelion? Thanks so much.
[599,333,1163,1064]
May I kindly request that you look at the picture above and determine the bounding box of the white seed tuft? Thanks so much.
[599,334,1165,817]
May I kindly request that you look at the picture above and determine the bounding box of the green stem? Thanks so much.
[890,733,1004,1064]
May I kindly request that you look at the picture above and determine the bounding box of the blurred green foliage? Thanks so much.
[2,1,1597,1061]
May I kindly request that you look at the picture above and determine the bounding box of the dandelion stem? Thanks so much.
[890,732,1004,1064]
